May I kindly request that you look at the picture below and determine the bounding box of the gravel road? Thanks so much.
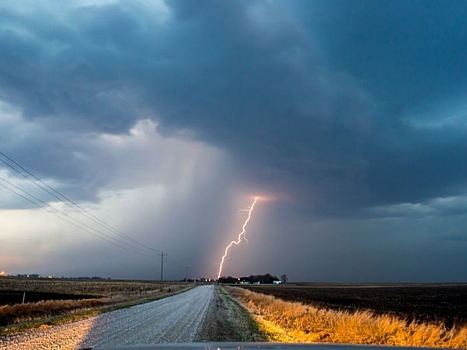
[1,285,215,350]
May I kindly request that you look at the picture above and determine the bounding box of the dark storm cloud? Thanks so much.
[302,0,467,104]
[159,0,467,214]
[298,0,467,208]
[1,0,467,215]
[367,125,467,207]
[0,3,148,132]
[2,0,467,282]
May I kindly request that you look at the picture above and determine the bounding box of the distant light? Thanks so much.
[0,271,5,277]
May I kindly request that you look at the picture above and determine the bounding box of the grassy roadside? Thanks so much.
[1,285,194,337]
[217,285,266,341]
[226,286,467,348]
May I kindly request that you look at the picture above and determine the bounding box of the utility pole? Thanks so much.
[158,251,165,282]
[161,251,164,282]
[184,266,188,284]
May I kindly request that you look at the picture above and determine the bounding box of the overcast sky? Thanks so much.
[1,0,466,282]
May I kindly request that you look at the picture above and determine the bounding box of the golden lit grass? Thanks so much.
[0,298,106,320]
[228,286,467,348]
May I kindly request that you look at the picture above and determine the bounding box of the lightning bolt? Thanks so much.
[217,197,258,280]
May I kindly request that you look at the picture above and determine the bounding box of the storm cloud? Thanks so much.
[1,0,466,282]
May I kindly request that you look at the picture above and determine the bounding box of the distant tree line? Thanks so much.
[218,273,281,284]
[180,278,213,283]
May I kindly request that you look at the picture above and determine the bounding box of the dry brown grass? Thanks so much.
[228,286,467,348]
[0,278,190,333]
[0,298,106,317]
[0,277,167,297]
[0,298,107,326]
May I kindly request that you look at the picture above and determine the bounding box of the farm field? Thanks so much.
[239,283,467,328]
[0,277,189,333]
[0,277,169,301]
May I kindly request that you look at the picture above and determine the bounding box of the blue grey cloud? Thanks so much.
[1,0,467,281]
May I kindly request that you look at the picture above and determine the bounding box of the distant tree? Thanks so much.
[244,273,279,284]
[263,273,275,284]
[218,276,237,284]
[219,273,280,284]
[248,275,258,283]
[281,274,288,284]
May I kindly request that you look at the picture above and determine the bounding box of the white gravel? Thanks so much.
[0,285,214,350]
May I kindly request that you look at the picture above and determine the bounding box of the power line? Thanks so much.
[0,174,157,255]
[0,151,204,277]
[0,151,161,254]
[0,180,153,256]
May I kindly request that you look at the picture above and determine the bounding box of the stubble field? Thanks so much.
[239,283,467,329]
[0,277,187,334]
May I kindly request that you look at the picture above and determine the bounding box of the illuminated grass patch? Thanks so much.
[228,287,467,348]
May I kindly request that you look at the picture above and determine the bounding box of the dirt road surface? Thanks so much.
[1,285,260,350]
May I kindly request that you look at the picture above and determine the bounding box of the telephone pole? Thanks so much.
[158,251,165,282]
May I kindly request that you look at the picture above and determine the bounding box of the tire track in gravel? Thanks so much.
[1,285,214,350]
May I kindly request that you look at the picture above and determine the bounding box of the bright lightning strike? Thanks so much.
[217,197,259,280]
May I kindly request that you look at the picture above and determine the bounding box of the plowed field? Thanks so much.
[239,284,467,329]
